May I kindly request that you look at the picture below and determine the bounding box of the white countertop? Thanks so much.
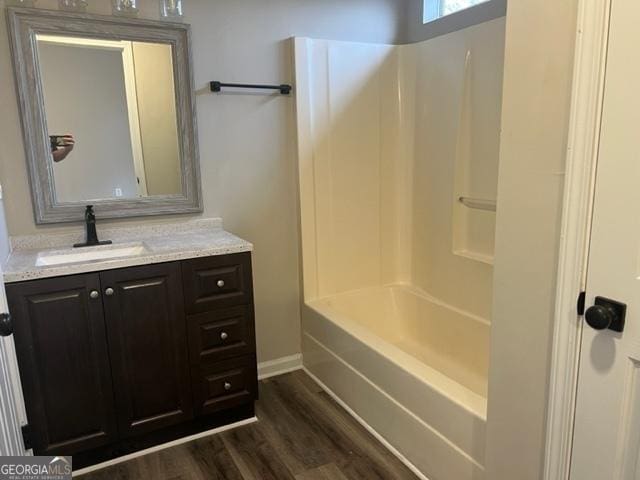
[3,218,253,283]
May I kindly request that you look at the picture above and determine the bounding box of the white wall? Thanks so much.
[485,1,579,479]
[0,0,405,365]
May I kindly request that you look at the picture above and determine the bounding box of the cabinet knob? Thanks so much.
[0,313,13,337]
[224,382,232,391]
[220,332,229,341]
[90,290,99,299]
[105,288,114,297]
[217,280,225,288]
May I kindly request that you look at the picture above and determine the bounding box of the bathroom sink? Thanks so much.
[36,243,149,267]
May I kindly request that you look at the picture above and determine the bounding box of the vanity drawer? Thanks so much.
[192,356,257,416]
[182,253,253,313]
[188,305,255,363]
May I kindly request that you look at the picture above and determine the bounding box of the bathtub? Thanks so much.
[301,285,489,480]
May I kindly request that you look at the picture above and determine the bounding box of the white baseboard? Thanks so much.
[72,417,258,477]
[258,353,303,379]
[302,366,430,480]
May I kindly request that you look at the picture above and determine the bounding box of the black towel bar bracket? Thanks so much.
[210,81,292,95]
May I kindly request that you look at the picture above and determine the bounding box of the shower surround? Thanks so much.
[294,17,504,480]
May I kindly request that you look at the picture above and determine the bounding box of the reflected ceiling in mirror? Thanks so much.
[37,34,182,203]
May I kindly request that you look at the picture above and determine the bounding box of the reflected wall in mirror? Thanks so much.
[7,8,202,223]
[38,35,182,202]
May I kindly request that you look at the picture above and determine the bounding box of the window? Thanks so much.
[423,0,490,23]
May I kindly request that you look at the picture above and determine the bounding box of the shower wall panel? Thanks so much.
[295,17,506,321]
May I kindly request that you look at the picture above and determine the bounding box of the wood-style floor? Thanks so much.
[80,371,418,480]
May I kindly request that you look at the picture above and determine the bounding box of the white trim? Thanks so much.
[0,263,27,456]
[3,337,27,429]
[257,353,303,380]
[543,0,612,479]
[302,367,430,480]
[72,416,258,477]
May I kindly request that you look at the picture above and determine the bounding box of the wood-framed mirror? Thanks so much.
[6,7,202,224]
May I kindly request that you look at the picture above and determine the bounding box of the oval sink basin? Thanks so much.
[36,243,149,267]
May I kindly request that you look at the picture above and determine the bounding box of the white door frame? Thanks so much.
[543,0,613,479]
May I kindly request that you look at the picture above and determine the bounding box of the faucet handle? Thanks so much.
[84,205,95,220]
[74,205,111,248]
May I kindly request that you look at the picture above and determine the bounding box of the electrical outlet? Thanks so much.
[114,188,123,197]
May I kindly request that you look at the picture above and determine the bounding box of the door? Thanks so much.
[0,264,26,455]
[101,262,193,438]
[7,274,118,455]
[571,0,640,477]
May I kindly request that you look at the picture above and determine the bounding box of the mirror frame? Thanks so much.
[6,7,203,224]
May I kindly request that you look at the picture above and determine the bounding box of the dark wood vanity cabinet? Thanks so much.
[100,263,193,438]
[6,252,257,467]
[7,274,118,455]
[182,254,257,416]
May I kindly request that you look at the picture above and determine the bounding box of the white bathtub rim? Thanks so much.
[305,299,487,420]
[303,332,486,472]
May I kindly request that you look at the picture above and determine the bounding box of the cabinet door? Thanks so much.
[6,274,117,455]
[101,262,193,438]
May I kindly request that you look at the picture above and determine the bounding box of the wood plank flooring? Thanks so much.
[80,371,418,479]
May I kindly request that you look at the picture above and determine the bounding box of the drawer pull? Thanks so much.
[220,332,229,341]
[224,382,232,391]
[217,280,225,288]
[90,290,99,299]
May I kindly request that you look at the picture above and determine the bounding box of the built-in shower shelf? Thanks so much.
[453,196,497,265]
[459,196,497,212]
[453,249,495,265]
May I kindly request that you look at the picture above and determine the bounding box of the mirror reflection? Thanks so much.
[36,34,182,203]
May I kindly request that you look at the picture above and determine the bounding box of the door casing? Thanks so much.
[543,0,614,478]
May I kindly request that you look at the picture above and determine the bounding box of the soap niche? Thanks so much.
[452,50,498,265]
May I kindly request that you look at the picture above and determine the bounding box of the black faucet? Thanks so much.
[73,205,112,248]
